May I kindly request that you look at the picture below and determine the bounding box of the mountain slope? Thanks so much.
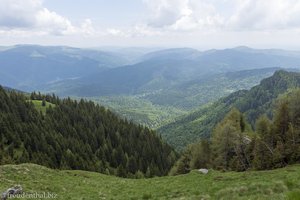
[142,67,281,110]
[1,163,299,200]
[159,70,300,150]
[0,87,177,177]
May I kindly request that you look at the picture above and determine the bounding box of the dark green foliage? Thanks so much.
[169,139,211,175]
[41,99,46,107]
[211,108,252,171]
[252,89,300,169]
[169,149,191,175]
[252,116,273,169]
[190,139,211,170]
[0,86,177,178]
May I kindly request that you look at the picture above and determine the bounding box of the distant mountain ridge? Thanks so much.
[140,48,201,61]
[43,46,300,98]
[0,45,134,91]
[1,45,300,94]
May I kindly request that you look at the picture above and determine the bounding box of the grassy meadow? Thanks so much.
[1,164,300,200]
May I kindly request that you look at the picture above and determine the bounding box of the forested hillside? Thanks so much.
[84,68,281,129]
[170,88,300,175]
[0,87,177,178]
[160,70,300,150]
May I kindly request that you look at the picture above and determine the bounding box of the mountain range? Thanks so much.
[0,45,135,91]
[1,45,300,136]
[41,46,300,97]
[1,45,300,95]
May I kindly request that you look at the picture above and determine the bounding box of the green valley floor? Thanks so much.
[1,164,300,200]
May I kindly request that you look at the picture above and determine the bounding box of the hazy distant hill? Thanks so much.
[159,70,300,150]
[0,45,132,91]
[140,48,201,61]
[2,45,300,95]
[46,47,300,97]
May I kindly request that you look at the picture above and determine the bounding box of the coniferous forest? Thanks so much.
[0,87,177,178]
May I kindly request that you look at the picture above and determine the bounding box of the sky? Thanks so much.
[1,0,300,49]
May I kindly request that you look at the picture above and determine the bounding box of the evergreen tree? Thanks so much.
[42,99,46,107]
[169,149,191,175]
[190,140,211,169]
[252,116,273,169]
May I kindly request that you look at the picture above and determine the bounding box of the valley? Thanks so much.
[87,67,282,128]
[1,45,300,200]
[2,1,300,199]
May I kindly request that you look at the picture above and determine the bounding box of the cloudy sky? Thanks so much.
[1,0,300,49]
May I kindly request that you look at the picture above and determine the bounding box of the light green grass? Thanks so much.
[1,164,300,200]
[29,100,55,114]
[79,96,187,129]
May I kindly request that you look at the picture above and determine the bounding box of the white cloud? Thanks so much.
[131,25,162,36]
[80,19,95,35]
[0,0,41,28]
[143,0,300,32]
[143,0,223,31]
[106,25,162,38]
[106,28,128,37]
[0,0,94,36]
[228,0,300,30]
[35,8,75,35]
[1,0,300,48]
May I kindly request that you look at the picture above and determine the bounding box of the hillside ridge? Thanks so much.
[159,70,300,150]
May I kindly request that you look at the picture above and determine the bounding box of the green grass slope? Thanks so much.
[1,164,300,200]
[29,100,56,114]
